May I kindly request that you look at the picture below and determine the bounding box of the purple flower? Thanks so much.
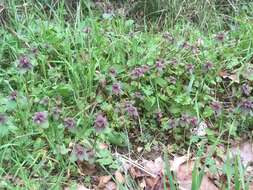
[241,84,251,96]
[0,114,7,125]
[155,59,166,72]
[125,103,139,118]
[9,91,18,101]
[185,64,195,73]
[215,32,226,42]
[162,32,174,42]
[240,99,253,113]
[203,61,213,72]
[210,101,222,115]
[109,67,117,77]
[18,56,32,71]
[130,67,145,79]
[94,114,108,131]
[64,118,76,130]
[112,82,122,96]
[52,107,62,120]
[180,114,198,126]
[72,144,87,161]
[33,112,48,125]
[189,117,198,126]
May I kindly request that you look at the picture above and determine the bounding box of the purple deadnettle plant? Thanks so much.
[64,117,76,132]
[94,113,108,132]
[155,59,166,72]
[125,103,139,119]
[240,99,253,114]
[33,111,49,128]
[17,56,33,72]
[241,84,251,96]
[131,67,145,79]
[112,82,122,96]
[71,144,87,161]
[189,116,198,127]
[210,101,222,116]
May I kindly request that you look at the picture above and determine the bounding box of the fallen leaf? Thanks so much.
[231,140,253,166]
[115,170,125,184]
[105,181,116,190]
[219,70,239,83]
[170,155,188,172]
[98,176,112,189]
[129,167,144,178]
[145,176,163,190]
[176,160,218,190]
[143,157,163,176]
[200,176,219,190]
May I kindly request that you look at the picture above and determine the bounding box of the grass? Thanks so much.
[1,0,253,189]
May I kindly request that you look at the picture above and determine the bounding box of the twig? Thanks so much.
[115,153,157,178]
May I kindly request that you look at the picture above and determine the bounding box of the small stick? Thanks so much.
[115,153,157,178]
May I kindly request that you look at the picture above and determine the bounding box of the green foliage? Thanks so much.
[0,1,253,189]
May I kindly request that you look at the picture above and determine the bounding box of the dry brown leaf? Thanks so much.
[176,161,195,190]
[143,157,163,176]
[129,167,144,178]
[98,176,112,189]
[175,160,218,190]
[105,181,116,190]
[200,176,219,190]
[170,155,188,172]
[231,140,253,166]
[145,176,163,190]
[115,170,125,184]
[219,70,240,83]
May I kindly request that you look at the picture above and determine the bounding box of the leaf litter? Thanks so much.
[64,140,253,190]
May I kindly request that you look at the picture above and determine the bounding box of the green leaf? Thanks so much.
[51,84,73,97]
[154,78,168,87]
[175,94,192,105]
[106,131,127,147]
